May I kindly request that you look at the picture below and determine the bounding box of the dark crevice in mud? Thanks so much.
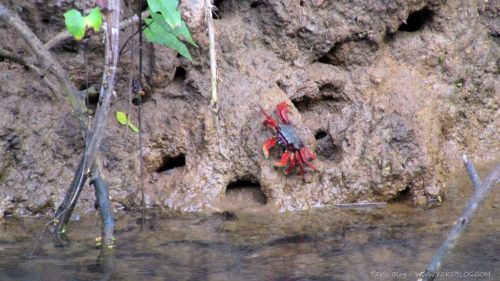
[173,66,187,82]
[3,209,14,217]
[212,0,223,19]
[276,80,287,93]
[57,41,80,53]
[212,211,239,221]
[314,130,342,161]
[315,39,378,67]
[225,178,267,205]
[250,1,263,9]
[314,130,328,140]
[86,92,100,107]
[389,186,412,203]
[398,7,433,32]
[316,43,340,65]
[156,154,186,173]
[292,84,350,113]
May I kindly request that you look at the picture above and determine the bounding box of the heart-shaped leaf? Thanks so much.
[83,7,102,32]
[64,9,85,40]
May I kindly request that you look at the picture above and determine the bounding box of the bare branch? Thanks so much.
[0,48,60,96]
[462,154,481,189]
[204,0,218,116]
[418,162,500,281]
[45,10,149,50]
[334,202,387,209]
[0,3,87,133]
[53,0,121,248]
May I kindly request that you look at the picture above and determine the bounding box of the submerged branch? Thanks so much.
[91,170,114,247]
[462,154,481,189]
[418,162,500,281]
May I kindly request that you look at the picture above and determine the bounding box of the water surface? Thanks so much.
[0,169,498,281]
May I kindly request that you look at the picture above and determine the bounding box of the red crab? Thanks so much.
[260,101,318,177]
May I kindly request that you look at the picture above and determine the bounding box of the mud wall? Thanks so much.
[0,0,498,216]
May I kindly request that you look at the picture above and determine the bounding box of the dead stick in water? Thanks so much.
[418,160,500,281]
[462,154,481,189]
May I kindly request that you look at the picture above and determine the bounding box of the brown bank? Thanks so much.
[0,0,498,216]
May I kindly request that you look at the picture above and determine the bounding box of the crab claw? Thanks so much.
[276,101,290,124]
[260,106,278,130]
[274,151,290,167]
[263,136,277,158]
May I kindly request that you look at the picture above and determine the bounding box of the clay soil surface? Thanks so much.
[0,0,498,216]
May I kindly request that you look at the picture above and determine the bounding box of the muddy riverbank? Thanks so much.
[0,0,498,216]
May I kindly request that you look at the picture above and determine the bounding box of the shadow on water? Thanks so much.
[0,165,498,281]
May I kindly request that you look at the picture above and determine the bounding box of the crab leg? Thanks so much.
[284,151,297,174]
[276,101,290,124]
[274,151,290,167]
[296,152,305,178]
[299,148,318,171]
[302,146,316,161]
[260,106,278,130]
[263,136,277,158]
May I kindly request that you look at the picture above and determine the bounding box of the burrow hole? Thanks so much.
[78,84,100,109]
[292,83,348,113]
[212,0,222,19]
[317,43,341,66]
[314,130,342,161]
[225,178,267,205]
[250,1,263,8]
[398,7,433,32]
[156,153,186,173]
[173,66,186,83]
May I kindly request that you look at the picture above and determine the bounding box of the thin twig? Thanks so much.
[204,0,218,118]
[0,48,60,97]
[462,154,481,189]
[45,10,150,50]
[203,0,231,161]
[28,219,56,259]
[0,3,87,133]
[418,162,500,281]
[334,202,388,209]
[137,0,146,214]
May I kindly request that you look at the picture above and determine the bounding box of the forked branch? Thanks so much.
[418,158,500,281]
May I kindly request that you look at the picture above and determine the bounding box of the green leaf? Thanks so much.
[149,12,196,47]
[116,111,128,125]
[116,111,139,133]
[177,21,197,47]
[83,7,102,32]
[64,9,85,40]
[147,0,181,29]
[127,123,139,133]
[144,18,192,61]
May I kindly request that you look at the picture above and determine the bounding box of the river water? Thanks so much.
[0,169,498,281]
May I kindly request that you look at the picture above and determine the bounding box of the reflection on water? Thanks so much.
[0,169,498,281]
